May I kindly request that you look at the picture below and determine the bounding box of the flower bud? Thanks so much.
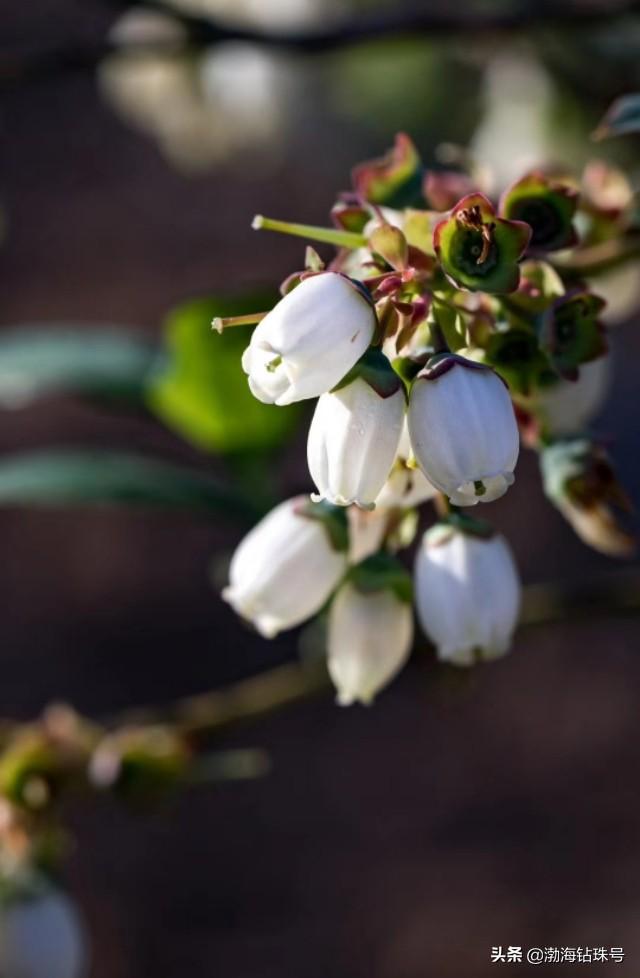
[241,272,376,405]
[375,420,437,508]
[222,496,348,637]
[307,349,405,508]
[328,556,413,704]
[540,439,635,557]
[89,726,188,802]
[0,885,88,978]
[414,520,521,666]
[407,355,520,506]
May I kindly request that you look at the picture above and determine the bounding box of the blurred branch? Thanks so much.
[0,566,638,847]
[119,657,331,739]
[4,0,640,88]
[112,566,640,740]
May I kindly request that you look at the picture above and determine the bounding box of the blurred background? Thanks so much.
[2,0,640,975]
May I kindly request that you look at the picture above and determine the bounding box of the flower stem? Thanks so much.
[252,215,367,250]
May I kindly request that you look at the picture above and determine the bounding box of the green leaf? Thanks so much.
[147,294,300,455]
[0,450,257,521]
[593,94,640,140]
[0,326,161,408]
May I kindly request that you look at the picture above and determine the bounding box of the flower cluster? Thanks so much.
[217,134,635,705]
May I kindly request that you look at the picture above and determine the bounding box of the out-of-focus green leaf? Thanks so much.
[0,450,257,521]
[593,93,640,140]
[0,326,162,407]
[147,293,299,454]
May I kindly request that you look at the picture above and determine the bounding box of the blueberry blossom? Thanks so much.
[407,353,520,505]
[414,519,520,666]
[328,554,413,705]
[241,272,376,405]
[307,348,405,508]
[222,496,348,637]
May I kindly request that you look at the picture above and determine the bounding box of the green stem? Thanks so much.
[252,215,367,250]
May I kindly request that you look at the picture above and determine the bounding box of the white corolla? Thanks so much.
[223,496,347,637]
[241,272,377,405]
[328,581,413,705]
[408,355,519,506]
[414,522,520,666]
[307,350,405,509]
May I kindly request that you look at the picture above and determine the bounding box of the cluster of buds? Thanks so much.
[218,133,636,704]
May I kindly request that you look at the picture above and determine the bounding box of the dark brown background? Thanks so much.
[1,2,640,975]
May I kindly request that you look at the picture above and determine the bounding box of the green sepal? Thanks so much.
[392,355,429,387]
[507,260,565,316]
[431,299,467,352]
[539,291,607,380]
[417,351,488,382]
[352,133,424,208]
[500,172,578,252]
[304,247,325,272]
[348,551,413,603]
[434,193,531,294]
[332,347,403,399]
[403,209,436,255]
[297,499,350,553]
[368,224,408,270]
[331,201,370,234]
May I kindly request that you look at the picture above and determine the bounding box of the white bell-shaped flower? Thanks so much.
[522,355,610,437]
[408,355,519,505]
[414,521,520,666]
[375,420,438,509]
[0,887,88,978]
[241,272,376,405]
[328,579,413,705]
[307,350,405,509]
[222,496,347,637]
